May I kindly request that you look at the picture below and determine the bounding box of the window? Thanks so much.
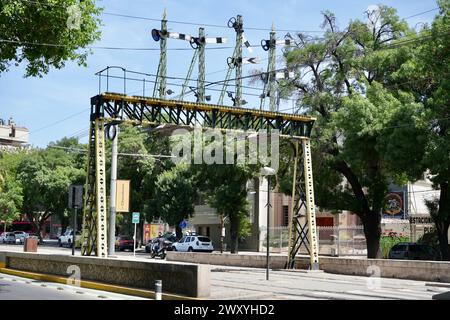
[185,237,191,242]
[283,206,289,226]
[198,237,210,242]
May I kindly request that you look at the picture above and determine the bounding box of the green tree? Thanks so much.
[17,143,85,239]
[191,133,260,253]
[279,6,422,258]
[397,0,450,260]
[0,152,24,226]
[154,163,197,239]
[112,125,156,236]
[0,0,101,76]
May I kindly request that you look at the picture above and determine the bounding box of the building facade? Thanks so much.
[0,117,29,150]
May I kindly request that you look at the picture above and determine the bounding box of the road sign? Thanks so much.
[132,212,140,257]
[132,212,140,224]
[68,185,83,209]
[179,220,187,229]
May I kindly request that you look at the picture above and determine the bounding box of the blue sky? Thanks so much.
[0,0,438,147]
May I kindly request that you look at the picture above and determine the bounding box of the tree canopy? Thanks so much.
[0,0,101,76]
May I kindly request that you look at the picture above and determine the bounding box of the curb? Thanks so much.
[426,282,450,289]
[0,267,199,300]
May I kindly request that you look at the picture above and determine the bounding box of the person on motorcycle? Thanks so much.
[153,232,164,254]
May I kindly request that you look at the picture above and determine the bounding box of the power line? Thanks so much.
[49,145,175,158]
[15,0,325,34]
[403,7,440,20]
[0,39,234,51]
[17,0,441,30]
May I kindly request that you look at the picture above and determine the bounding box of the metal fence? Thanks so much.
[263,225,367,256]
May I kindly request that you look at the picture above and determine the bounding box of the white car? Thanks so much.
[13,231,28,244]
[173,235,213,253]
[58,229,81,247]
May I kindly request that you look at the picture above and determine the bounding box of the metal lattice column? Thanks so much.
[154,10,167,99]
[197,27,206,103]
[302,139,319,269]
[235,15,243,107]
[81,122,96,256]
[268,26,277,111]
[95,118,108,258]
[286,139,319,270]
[81,118,108,257]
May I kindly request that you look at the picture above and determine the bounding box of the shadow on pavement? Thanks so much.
[432,292,450,300]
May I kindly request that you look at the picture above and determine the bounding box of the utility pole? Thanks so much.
[108,125,119,256]
[72,206,77,256]
[220,214,224,253]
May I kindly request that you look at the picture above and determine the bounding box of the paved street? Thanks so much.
[0,273,148,300]
[209,267,449,300]
[1,243,449,300]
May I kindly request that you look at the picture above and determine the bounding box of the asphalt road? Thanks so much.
[0,273,148,300]
[208,267,450,300]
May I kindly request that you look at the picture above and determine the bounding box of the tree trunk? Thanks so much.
[362,211,382,259]
[175,225,182,240]
[334,160,382,259]
[436,221,450,261]
[229,214,239,254]
[437,182,450,261]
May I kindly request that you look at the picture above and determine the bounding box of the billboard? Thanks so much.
[116,180,130,212]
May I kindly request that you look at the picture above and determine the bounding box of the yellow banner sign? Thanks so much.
[116,180,130,212]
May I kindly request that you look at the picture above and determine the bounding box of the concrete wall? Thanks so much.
[167,252,450,283]
[0,251,210,297]
[313,256,450,283]
[168,251,291,269]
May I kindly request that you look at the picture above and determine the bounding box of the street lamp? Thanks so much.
[261,166,276,280]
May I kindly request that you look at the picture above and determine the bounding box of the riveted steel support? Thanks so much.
[81,118,108,257]
[286,140,299,268]
[154,10,167,99]
[235,15,243,107]
[81,122,96,256]
[268,26,277,112]
[286,138,319,270]
[95,118,108,258]
[302,139,319,269]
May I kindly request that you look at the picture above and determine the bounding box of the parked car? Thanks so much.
[0,232,7,243]
[172,235,213,253]
[4,232,16,244]
[13,231,28,244]
[58,230,81,248]
[388,242,441,261]
[116,235,135,251]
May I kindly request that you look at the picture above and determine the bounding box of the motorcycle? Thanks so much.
[150,238,170,259]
